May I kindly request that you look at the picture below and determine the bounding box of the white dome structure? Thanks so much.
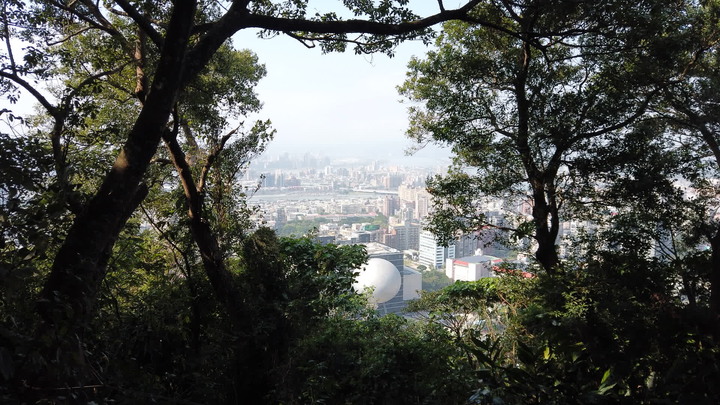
[353,258,402,304]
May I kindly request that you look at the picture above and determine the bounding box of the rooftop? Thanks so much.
[363,242,400,255]
[455,255,502,264]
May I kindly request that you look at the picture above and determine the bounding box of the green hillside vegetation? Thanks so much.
[277,214,388,236]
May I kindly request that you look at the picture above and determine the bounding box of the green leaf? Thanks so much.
[600,368,611,385]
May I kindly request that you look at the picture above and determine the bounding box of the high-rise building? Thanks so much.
[418,230,455,269]
[275,169,285,188]
[415,192,432,220]
[398,184,418,202]
[382,174,404,190]
[454,232,480,259]
[381,232,396,247]
[400,206,414,222]
[417,230,480,269]
[388,221,420,251]
[275,209,287,230]
[381,195,399,217]
[262,172,276,188]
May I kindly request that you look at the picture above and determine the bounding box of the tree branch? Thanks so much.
[1,1,16,73]
[568,89,659,145]
[162,117,203,221]
[46,25,94,46]
[197,125,239,194]
[62,62,131,111]
[242,2,482,35]
[139,203,188,272]
[284,30,409,53]
[46,0,123,41]
[185,0,484,91]
[112,0,164,48]
[686,112,720,170]
[162,114,247,326]
[0,71,59,117]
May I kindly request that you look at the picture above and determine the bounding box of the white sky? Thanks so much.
[232,1,459,162]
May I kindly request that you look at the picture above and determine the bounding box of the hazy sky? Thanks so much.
[232,1,458,162]
[4,1,458,164]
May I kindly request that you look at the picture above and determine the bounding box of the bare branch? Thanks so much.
[47,26,94,46]
[198,125,240,194]
[284,30,403,53]
[113,0,164,48]
[1,1,16,73]
[567,88,660,146]
[139,203,188,268]
[63,62,131,111]
[78,0,116,32]
[46,0,121,38]
[285,31,316,49]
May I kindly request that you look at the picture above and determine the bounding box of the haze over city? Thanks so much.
[232,2,459,162]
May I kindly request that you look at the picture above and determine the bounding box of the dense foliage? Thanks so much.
[0,0,488,403]
[399,0,720,404]
[2,0,720,404]
[276,214,388,236]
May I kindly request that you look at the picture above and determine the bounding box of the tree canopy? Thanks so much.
[400,1,720,401]
[2,0,720,403]
[0,0,487,401]
[399,0,681,273]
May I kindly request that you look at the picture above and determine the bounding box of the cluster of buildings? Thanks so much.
[246,153,431,195]
[247,157,526,284]
[243,153,696,316]
[248,155,627,313]
[249,153,614,268]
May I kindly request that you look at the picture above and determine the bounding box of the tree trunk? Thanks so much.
[513,37,559,274]
[37,0,197,335]
[529,175,560,273]
[535,233,559,272]
[709,229,720,339]
[162,129,247,324]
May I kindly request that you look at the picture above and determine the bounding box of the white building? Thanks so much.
[357,243,422,314]
[445,253,503,282]
[418,230,455,269]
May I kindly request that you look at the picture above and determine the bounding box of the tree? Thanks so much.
[0,0,482,334]
[467,254,720,404]
[407,277,509,341]
[1,0,489,393]
[399,0,670,273]
[276,313,475,405]
[653,0,720,334]
[395,4,720,400]
[421,267,452,291]
[3,1,275,385]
